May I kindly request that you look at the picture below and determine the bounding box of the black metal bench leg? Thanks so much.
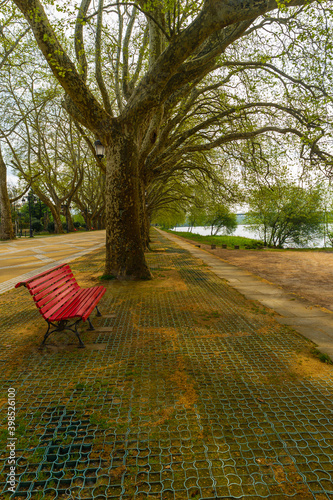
[95,306,102,317]
[74,322,85,348]
[87,317,95,331]
[41,322,52,346]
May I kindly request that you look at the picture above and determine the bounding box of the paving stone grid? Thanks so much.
[1,231,333,499]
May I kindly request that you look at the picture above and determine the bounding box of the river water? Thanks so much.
[172,225,331,249]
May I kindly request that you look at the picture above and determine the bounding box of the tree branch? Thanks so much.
[13,0,110,133]
[122,5,137,100]
[0,27,30,71]
[74,0,92,82]
[95,0,113,115]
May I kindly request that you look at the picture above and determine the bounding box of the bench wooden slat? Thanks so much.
[28,267,74,294]
[50,287,105,321]
[74,287,105,318]
[79,288,106,322]
[48,288,88,321]
[40,288,80,319]
[16,263,107,347]
[33,277,79,303]
[58,287,105,321]
[15,264,68,289]
[35,279,79,308]
[25,265,72,290]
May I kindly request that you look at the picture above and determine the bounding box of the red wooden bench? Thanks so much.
[15,263,106,348]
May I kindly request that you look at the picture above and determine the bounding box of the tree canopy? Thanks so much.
[245,181,324,247]
[1,0,333,270]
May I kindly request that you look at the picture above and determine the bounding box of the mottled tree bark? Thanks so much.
[53,206,64,234]
[0,147,15,240]
[138,181,151,251]
[104,126,151,279]
[64,206,75,232]
[85,213,92,230]
[143,209,152,250]
[43,211,49,231]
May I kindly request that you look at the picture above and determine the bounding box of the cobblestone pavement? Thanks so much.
[0,231,105,294]
[1,230,333,499]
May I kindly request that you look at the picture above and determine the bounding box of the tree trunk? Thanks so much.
[138,180,151,250]
[92,217,98,230]
[33,186,64,234]
[92,214,103,230]
[0,147,15,240]
[53,209,63,233]
[82,211,92,230]
[142,208,152,250]
[43,211,49,230]
[65,207,75,231]
[104,128,151,280]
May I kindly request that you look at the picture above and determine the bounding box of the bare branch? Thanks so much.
[221,61,328,98]
[95,0,113,115]
[86,2,170,40]
[74,0,92,82]
[122,6,137,100]
[0,27,29,71]
[13,0,109,133]
[9,173,41,202]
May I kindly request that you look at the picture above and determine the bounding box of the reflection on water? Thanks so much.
[172,225,331,249]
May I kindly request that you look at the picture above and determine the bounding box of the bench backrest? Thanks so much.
[15,264,80,320]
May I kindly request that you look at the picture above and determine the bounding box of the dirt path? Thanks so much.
[177,236,333,312]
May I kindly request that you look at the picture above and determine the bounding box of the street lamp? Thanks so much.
[17,212,22,237]
[61,203,71,233]
[11,200,18,235]
[94,140,105,159]
[22,190,37,238]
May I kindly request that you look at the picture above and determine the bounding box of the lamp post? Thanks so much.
[22,190,37,238]
[94,140,105,159]
[11,200,17,235]
[18,212,22,237]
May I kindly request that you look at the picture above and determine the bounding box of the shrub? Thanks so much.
[32,221,43,233]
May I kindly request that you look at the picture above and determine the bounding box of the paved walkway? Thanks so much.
[160,230,333,360]
[1,230,333,499]
[0,231,105,294]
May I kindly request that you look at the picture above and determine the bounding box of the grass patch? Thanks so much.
[99,274,116,280]
[167,230,264,249]
[310,348,333,365]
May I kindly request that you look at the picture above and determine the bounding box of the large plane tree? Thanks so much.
[10,0,333,278]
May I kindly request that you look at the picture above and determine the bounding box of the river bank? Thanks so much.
[169,230,333,313]
[173,225,332,248]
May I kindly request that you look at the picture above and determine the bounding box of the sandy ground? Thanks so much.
[177,237,333,312]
